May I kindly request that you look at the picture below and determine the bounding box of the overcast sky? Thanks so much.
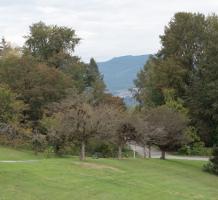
[1,0,218,62]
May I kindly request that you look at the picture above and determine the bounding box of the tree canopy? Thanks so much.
[134,12,218,146]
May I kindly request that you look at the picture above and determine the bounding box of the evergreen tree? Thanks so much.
[134,12,218,146]
[86,58,106,105]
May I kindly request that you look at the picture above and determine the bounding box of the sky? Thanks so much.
[1,0,218,62]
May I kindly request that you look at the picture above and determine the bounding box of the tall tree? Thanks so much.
[86,58,106,105]
[0,85,28,146]
[63,102,100,160]
[135,12,206,107]
[0,85,24,124]
[159,12,206,71]
[44,95,103,160]
[0,55,72,125]
[134,12,218,146]
[134,57,186,107]
[87,58,100,84]
[61,57,88,93]
[187,15,218,145]
[24,22,80,68]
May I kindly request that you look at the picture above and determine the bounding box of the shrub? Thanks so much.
[87,140,117,158]
[32,133,47,155]
[178,142,212,156]
[86,139,134,158]
[178,145,191,155]
[204,147,218,175]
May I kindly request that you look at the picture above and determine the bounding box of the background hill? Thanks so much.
[97,54,150,104]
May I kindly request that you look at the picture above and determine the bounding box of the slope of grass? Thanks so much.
[0,146,217,200]
[0,146,43,160]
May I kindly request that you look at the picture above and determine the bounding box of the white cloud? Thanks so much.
[0,0,218,61]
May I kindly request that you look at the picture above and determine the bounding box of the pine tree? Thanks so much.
[86,58,106,105]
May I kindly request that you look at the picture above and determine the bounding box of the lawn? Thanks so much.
[0,147,217,200]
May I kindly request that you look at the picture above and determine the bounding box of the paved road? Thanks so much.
[129,144,209,161]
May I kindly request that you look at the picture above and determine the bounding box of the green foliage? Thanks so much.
[86,58,106,105]
[0,85,29,147]
[24,22,101,95]
[24,21,80,68]
[159,12,206,70]
[0,55,72,123]
[40,112,69,155]
[61,57,88,92]
[0,85,25,124]
[178,127,212,156]
[178,144,212,156]
[204,147,218,175]
[163,88,188,115]
[134,57,164,107]
[134,57,186,107]
[87,140,118,158]
[86,58,101,84]
[186,15,218,145]
[134,12,218,146]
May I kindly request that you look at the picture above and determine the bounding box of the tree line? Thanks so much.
[134,12,218,174]
[0,13,218,171]
[134,12,218,148]
[0,20,189,161]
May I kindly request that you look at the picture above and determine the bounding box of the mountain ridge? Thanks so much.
[97,54,150,102]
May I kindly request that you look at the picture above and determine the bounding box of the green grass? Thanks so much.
[0,146,43,160]
[0,147,217,200]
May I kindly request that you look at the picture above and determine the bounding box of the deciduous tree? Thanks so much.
[24,22,80,68]
[147,106,188,159]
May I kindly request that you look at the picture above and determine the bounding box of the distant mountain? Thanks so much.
[97,54,150,104]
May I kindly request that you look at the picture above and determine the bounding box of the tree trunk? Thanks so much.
[80,141,86,161]
[133,143,136,159]
[118,145,122,160]
[160,150,166,160]
[143,145,147,158]
[34,149,38,156]
[148,144,151,158]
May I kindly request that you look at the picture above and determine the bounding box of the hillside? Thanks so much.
[97,55,150,101]
[0,146,217,200]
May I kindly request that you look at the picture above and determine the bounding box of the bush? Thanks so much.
[86,139,134,158]
[122,147,135,158]
[204,147,218,175]
[44,146,55,158]
[32,133,47,155]
[191,142,212,156]
[178,127,212,156]
[178,142,212,156]
[178,145,191,155]
[86,140,117,158]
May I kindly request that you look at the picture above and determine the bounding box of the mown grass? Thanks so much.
[0,146,43,160]
[0,146,217,200]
